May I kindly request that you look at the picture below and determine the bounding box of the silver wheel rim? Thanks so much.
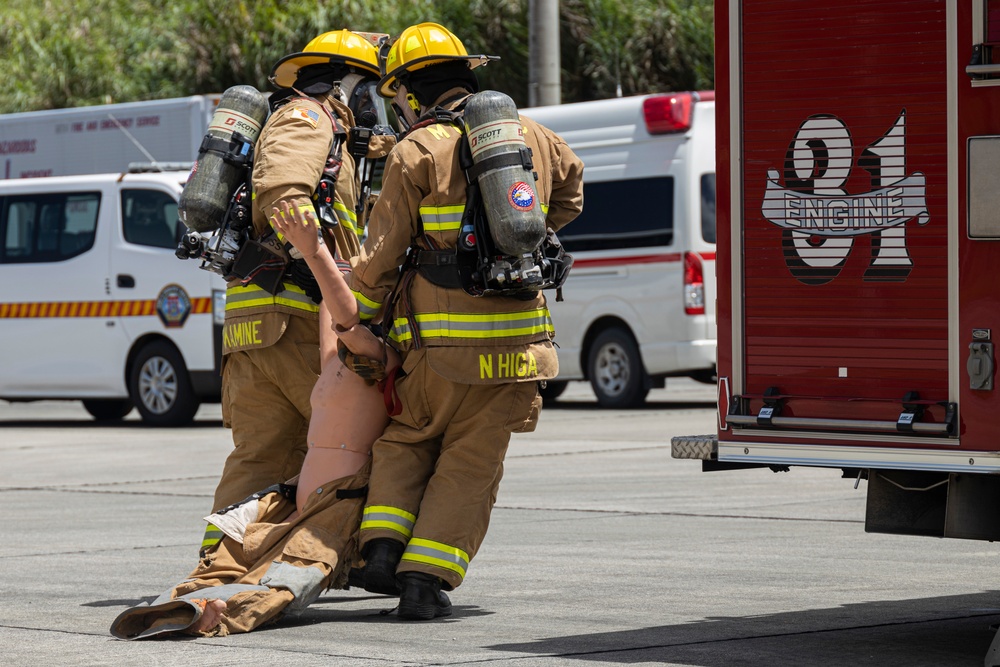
[595,342,630,397]
[138,356,177,415]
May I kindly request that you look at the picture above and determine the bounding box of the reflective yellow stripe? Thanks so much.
[352,289,382,321]
[419,204,464,232]
[401,537,470,579]
[360,505,415,539]
[201,524,223,550]
[389,308,554,342]
[226,283,320,313]
[333,201,361,237]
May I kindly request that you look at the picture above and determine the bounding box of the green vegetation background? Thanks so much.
[0,0,713,113]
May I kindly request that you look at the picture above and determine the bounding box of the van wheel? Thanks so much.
[539,380,568,403]
[129,341,199,426]
[587,328,649,408]
[82,399,133,421]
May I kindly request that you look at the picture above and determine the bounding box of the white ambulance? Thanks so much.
[522,91,717,407]
[0,170,226,425]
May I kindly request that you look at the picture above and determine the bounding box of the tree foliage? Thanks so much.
[0,0,713,113]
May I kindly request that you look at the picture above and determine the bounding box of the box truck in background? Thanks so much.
[0,95,219,179]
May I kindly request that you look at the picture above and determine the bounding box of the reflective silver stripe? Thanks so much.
[334,201,360,237]
[419,205,465,232]
[226,283,319,313]
[352,290,382,320]
[389,309,555,342]
[401,537,470,578]
[360,505,415,538]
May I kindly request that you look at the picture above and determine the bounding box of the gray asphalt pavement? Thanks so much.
[3,379,1000,666]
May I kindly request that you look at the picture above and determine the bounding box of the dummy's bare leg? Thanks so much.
[270,201,401,510]
[295,308,393,511]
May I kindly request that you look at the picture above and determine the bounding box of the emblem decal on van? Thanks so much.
[508,181,536,211]
[156,284,192,328]
[761,110,929,285]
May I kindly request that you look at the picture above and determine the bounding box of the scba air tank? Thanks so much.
[178,85,269,233]
[463,91,546,255]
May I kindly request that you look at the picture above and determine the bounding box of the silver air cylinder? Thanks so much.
[178,85,269,233]
[463,91,546,255]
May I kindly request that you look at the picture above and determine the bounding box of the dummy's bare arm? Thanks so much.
[269,201,383,360]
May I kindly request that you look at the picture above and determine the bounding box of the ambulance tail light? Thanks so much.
[683,252,705,315]
[643,93,695,134]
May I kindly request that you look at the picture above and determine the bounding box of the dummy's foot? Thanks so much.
[191,599,227,633]
[397,572,452,620]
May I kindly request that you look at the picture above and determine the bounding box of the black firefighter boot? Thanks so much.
[397,572,453,620]
[355,538,404,596]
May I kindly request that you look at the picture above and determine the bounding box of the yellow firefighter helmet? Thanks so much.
[377,22,497,98]
[270,30,381,88]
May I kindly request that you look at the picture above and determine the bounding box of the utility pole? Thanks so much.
[528,0,561,107]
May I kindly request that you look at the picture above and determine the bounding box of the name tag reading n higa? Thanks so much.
[425,343,558,385]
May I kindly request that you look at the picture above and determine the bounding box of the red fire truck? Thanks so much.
[674,0,1000,545]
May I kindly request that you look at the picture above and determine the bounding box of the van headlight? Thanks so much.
[212,289,226,326]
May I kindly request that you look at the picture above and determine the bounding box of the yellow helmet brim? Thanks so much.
[376,54,498,98]
[270,51,380,89]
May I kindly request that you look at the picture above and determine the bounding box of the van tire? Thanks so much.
[129,341,199,426]
[82,399,133,421]
[587,328,649,408]
[539,380,569,402]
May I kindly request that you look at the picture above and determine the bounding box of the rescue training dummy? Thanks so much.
[348,23,583,620]
[200,30,395,556]
[110,200,401,639]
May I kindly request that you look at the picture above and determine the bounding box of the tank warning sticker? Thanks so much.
[156,285,193,328]
[467,120,524,159]
[760,110,928,285]
[508,181,536,211]
[290,107,320,128]
[0,296,211,319]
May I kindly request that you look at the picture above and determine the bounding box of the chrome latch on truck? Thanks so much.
[756,387,783,426]
[896,391,924,432]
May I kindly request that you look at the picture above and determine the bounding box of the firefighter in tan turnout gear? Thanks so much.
[350,23,584,619]
[111,199,403,639]
[110,29,403,636]
[202,30,387,554]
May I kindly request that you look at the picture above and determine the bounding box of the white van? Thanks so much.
[0,170,226,425]
[522,92,716,407]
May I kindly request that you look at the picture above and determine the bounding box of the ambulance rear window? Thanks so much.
[701,173,716,244]
[558,176,674,252]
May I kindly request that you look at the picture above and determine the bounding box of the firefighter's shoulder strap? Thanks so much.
[254,94,348,300]
[389,104,476,292]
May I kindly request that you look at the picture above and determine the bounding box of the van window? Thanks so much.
[557,176,674,252]
[1,192,100,263]
[122,189,181,249]
[701,173,716,244]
